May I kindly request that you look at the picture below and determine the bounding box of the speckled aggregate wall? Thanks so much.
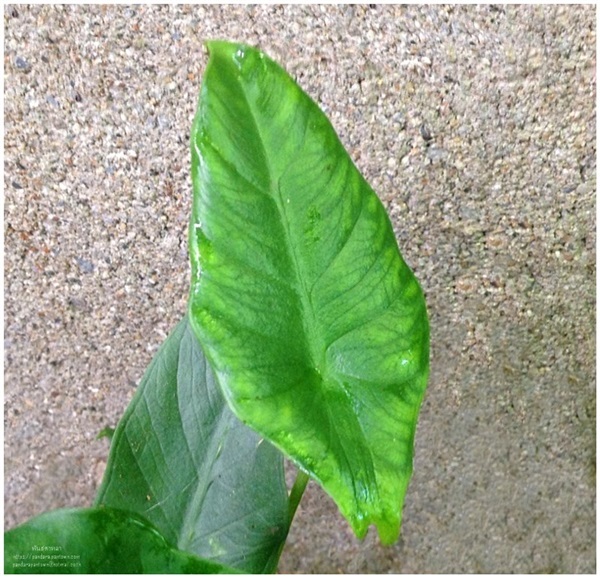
[4,5,595,573]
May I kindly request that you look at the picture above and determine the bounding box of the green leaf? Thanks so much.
[188,41,430,544]
[95,316,289,573]
[4,507,239,574]
[95,426,115,441]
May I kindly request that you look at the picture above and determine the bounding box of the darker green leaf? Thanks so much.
[95,426,115,442]
[4,507,239,574]
[189,41,429,544]
[95,316,289,572]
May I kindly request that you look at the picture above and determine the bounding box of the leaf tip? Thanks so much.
[204,39,253,67]
[350,511,401,546]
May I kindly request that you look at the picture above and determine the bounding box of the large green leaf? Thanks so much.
[189,41,430,544]
[4,507,239,574]
[95,316,289,573]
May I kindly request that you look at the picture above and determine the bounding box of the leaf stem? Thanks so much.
[288,469,310,522]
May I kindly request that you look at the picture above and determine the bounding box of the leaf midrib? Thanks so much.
[177,356,232,554]
[234,76,324,374]
[231,71,379,503]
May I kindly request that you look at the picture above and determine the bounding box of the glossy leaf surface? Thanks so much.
[95,317,288,573]
[4,507,239,574]
[189,41,429,543]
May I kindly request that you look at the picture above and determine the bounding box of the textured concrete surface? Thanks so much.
[4,5,595,573]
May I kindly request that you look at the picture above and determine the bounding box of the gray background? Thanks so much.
[4,4,595,573]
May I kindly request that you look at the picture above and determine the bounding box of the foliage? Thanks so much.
[94,316,289,573]
[189,40,429,544]
[5,41,429,573]
[4,507,240,574]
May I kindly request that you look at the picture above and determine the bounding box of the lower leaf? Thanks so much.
[4,507,239,574]
[95,316,289,573]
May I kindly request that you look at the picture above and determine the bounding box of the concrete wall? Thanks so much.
[5,5,595,573]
